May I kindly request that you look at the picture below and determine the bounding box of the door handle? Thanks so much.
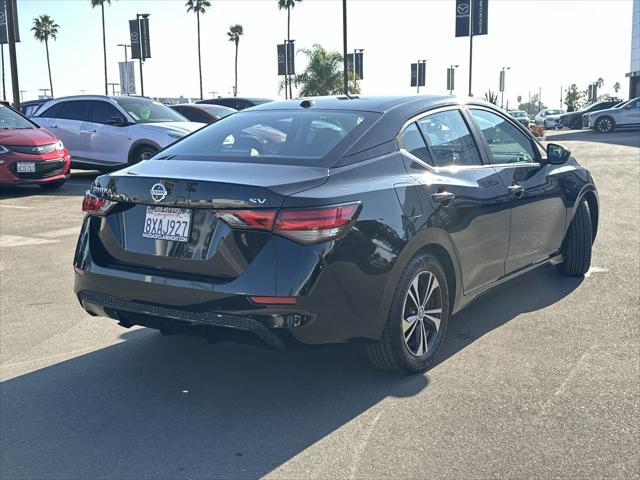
[50,125,58,128]
[508,184,525,196]
[80,129,97,134]
[431,191,456,204]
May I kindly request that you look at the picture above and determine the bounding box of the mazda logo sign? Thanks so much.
[150,183,168,203]
[457,3,470,15]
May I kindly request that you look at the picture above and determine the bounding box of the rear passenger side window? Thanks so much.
[58,101,91,122]
[417,110,482,167]
[400,123,431,163]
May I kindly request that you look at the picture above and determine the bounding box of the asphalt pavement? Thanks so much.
[0,129,638,479]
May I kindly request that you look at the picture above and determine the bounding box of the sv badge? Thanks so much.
[249,198,267,205]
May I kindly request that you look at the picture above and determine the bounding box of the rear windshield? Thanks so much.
[0,105,36,129]
[157,109,378,165]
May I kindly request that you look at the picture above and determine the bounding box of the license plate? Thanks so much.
[142,206,191,242]
[16,162,36,173]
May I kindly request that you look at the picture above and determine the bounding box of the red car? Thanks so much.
[0,104,70,189]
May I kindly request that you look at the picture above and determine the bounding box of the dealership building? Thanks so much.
[628,0,640,98]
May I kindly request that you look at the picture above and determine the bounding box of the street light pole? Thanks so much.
[19,90,26,102]
[468,0,474,97]
[500,66,510,109]
[108,82,119,96]
[38,88,51,99]
[342,0,349,96]
[136,14,150,97]
[5,0,20,108]
[117,43,130,63]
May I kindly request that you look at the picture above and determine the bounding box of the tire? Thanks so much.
[557,200,592,277]
[129,144,158,165]
[595,116,615,133]
[39,179,65,190]
[367,254,450,374]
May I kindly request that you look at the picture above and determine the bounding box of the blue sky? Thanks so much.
[5,0,635,106]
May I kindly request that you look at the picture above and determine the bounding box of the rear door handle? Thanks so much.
[81,129,97,133]
[431,191,456,204]
[508,184,525,196]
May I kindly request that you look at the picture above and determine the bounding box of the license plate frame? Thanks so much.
[142,206,192,242]
[16,162,36,173]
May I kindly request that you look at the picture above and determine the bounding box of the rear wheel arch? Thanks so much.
[380,229,461,328]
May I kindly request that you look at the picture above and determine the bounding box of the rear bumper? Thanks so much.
[73,216,393,346]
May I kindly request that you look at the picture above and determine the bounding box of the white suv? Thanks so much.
[32,95,205,170]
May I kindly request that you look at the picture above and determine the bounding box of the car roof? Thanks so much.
[249,95,463,113]
[172,103,236,111]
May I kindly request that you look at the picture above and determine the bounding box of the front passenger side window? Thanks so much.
[470,109,537,164]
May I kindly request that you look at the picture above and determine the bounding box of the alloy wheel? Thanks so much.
[401,271,443,357]
[597,118,612,133]
[139,150,155,161]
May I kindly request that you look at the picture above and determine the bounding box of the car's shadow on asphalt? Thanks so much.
[0,170,100,199]
[0,265,582,479]
[545,128,640,148]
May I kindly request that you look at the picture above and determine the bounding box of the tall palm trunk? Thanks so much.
[101,3,107,95]
[197,11,203,99]
[45,39,53,98]
[234,40,238,97]
[287,6,292,99]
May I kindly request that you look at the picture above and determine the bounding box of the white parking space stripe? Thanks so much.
[0,204,32,209]
[0,235,58,247]
[38,227,81,238]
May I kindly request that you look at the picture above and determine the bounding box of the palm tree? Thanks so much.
[290,44,359,97]
[613,82,621,94]
[277,0,302,98]
[596,77,604,89]
[90,0,111,96]
[31,15,59,98]
[483,90,499,105]
[186,0,211,99]
[227,25,243,97]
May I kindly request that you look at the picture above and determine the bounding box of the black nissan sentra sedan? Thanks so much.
[74,96,598,374]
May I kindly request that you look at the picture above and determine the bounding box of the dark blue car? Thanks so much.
[74,96,599,374]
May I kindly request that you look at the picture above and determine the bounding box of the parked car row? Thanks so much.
[558,99,621,129]
[584,97,640,133]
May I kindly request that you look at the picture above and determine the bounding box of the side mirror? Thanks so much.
[107,116,127,126]
[545,143,571,165]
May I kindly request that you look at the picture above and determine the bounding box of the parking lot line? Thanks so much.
[38,227,81,238]
[0,235,58,247]
[0,204,32,210]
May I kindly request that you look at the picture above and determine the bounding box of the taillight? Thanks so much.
[274,202,360,244]
[215,202,361,245]
[215,210,277,230]
[82,191,114,215]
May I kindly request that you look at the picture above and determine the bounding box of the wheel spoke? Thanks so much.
[403,315,419,339]
[424,313,441,332]
[422,274,439,308]
[407,276,420,309]
[416,320,427,355]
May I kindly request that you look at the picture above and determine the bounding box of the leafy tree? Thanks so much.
[564,84,583,112]
[290,44,359,97]
[186,0,211,99]
[483,90,498,105]
[227,24,243,97]
[31,15,59,98]
[613,82,621,94]
[277,0,302,98]
[596,77,604,89]
[90,0,112,95]
[518,94,546,117]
